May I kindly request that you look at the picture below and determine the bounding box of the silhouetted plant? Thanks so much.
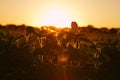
[71,21,78,33]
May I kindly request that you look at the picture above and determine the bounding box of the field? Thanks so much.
[0,24,120,80]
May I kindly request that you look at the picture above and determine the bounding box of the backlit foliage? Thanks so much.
[0,24,120,80]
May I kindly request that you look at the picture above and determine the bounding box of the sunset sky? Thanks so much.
[0,0,120,28]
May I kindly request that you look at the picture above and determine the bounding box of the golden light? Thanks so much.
[59,56,68,62]
[40,9,72,28]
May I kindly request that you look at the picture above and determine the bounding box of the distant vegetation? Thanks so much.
[0,23,120,80]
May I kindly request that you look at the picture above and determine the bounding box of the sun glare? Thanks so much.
[59,56,68,62]
[40,9,72,28]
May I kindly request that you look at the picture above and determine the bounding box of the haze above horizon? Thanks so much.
[0,0,120,28]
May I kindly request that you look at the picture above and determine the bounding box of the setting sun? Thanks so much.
[0,0,120,28]
[0,0,120,80]
[40,9,72,28]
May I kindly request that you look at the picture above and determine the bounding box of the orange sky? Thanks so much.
[0,0,120,28]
